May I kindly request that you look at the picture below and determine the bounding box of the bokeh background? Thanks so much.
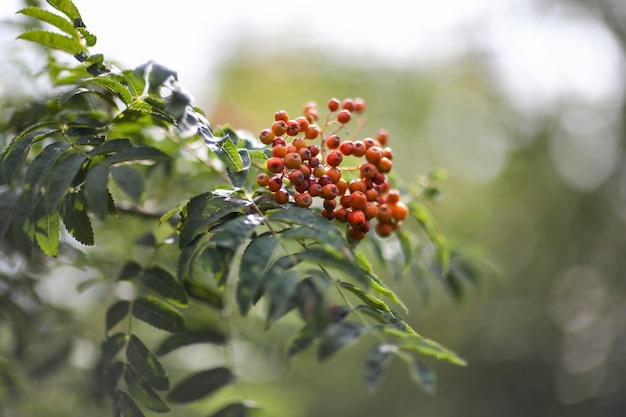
[1,0,626,416]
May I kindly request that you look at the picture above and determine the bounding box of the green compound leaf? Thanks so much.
[237,232,278,315]
[141,266,188,308]
[318,320,368,361]
[382,328,467,367]
[182,279,224,310]
[115,390,146,417]
[44,153,86,212]
[167,367,235,404]
[123,366,170,413]
[132,296,186,333]
[104,361,124,395]
[0,191,19,239]
[409,357,437,395]
[1,128,59,185]
[106,300,130,333]
[84,163,110,219]
[339,281,393,314]
[367,275,408,314]
[126,335,169,391]
[117,260,143,281]
[34,210,60,257]
[286,324,318,358]
[111,166,144,205]
[89,138,133,156]
[61,192,94,245]
[155,329,227,356]
[363,343,395,393]
[18,7,76,37]
[269,206,347,251]
[18,30,84,54]
[264,270,299,326]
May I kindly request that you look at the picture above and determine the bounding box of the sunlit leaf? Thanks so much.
[83,77,132,105]
[46,0,82,21]
[132,297,186,333]
[18,7,76,37]
[318,320,368,361]
[167,367,234,404]
[141,266,188,308]
[34,210,60,257]
[18,30,84,54]
[126,335,169,391]
[124,366,170,413]
[156,330,227,356]
[339,281,392,314]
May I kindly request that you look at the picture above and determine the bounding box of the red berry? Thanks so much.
[308,145,320,157]
[359,162,377,180]
[318,175,333,187]
[326,167,342,184]
[273,189,290,204]
[337,109,351,124]
[349,191,367,210]
[339,140,355,156]
[328,98,340,112]
[305,125,320,139]
[326,150,343,167]
[354,97,366,113]
[341,98,355,111]
[268,176,283,192]
[347,209,367,229]
[347,226,366,241]
[284,152,302,169]
[295,179,310,193]
[321,184,339,200]
[375,128,389,146]
[375,222,394,237]
[363,201,378,219]
[326,135,341,149]
[295,192,313,208]
[286,120,300,136]
[352,141,366,157]
[308,182,322,197]
[334,207,348,222]
[295,116,309,132]
[376,204,393,223]
[288,169,305,185]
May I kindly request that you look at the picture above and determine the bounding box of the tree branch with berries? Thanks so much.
[0,1,494,416]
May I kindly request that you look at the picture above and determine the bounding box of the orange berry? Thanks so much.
[267,157,285,173]
[375,222,394,237]
[273,189,290,204]
[321,184,339,200]
[284,152,302,169]
[294,192,313,208]
[271,120,288,136]
[359,162,377,180]
[352,141,366,157]
[376,204,393,223]
[334,207,348,223]
[347,209,367,229]
[323,199,337,211]
[291,137,307,149]
[326,167,342,184]
[375,129,389,146]
[286,120,300,136]
[391,202,409,221]
[349,191,367,210]
[348,226,366,241]
[274,110,289,122]
[339,140,355,156]
[256,173,270,187]
[326,134,341,149]
[305,125,320,139]
[272,144,288,158]
[354,97,366,113]
[295,116,309,132]
[377,157,393,173]
[348,179,367,194]
[365,146,384,164]
[364,201,378,219]
[365,188,378,202]
[259,128,275,145]
[268,176,283,192]
[336,178,348,195]
[288,169,305,185]
[308,182,322,197]
[386,190,401,205]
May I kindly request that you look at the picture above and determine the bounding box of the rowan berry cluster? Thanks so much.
[256,97,408,240]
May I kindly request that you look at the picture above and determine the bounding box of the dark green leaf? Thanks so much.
[18,7,76,37]
[89,138,133,156]
[226,148,250,188]
[286,324,318,358]
[1,129,54,184]
[318,320,368,361]
[132,296,186,333]
[61,192,94,245]
[155,330,227,356]
[84,163,110,219]
[209,214,262,249]
[237,232,278,315]
[178,234,212,282]
[141,266,188,308]
[265,270,299,325]
[115,391,145,417]
[409,357,436,394]
[106,300,130,333]
[10,193,37,254]
[269,206,347,250]
[124,366,170,413]
[211,402,258,417]
[44,153,86,212]
[167,367,234,404]
[18,30,84,54]
[0,191,19,239]
[111,166,144,205]
[24,142,71,195]
[182,279,224,310]
[134,232,156,246]
[102,333,127,362]
[363,343,395,393]
[179,192,250,248]
[106,146,170,165]
[34,210,60,256]
[104,361,124,395]
[126,335,169,391]
[203,246,235,287]
[118,261,143,281]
